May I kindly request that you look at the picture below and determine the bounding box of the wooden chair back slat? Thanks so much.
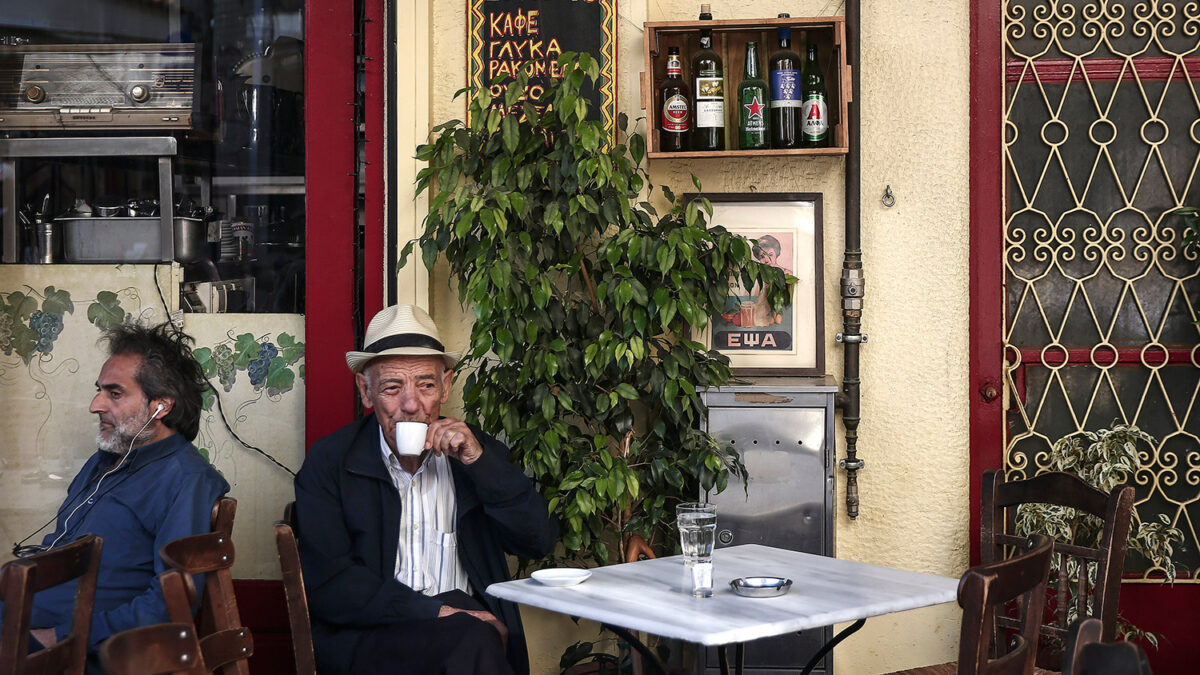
[98,623,207,675]
[957,534,1053,675]
[159,499,251,675]
[275,501,316,675]
[981,469,1134,652]
[0,535,102,675]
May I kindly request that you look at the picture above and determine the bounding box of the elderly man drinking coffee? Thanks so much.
[294,304,557,675]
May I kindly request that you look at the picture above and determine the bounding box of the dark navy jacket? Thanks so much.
[294,413,557,675]
[1,433,228,672]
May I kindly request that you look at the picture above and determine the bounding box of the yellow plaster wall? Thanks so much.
[421,1,971,672]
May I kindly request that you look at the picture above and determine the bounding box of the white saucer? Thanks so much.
[531,568,591,587]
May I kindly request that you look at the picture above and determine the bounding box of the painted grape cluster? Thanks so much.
[1,286,74,363]
[194,332,304,403]
[28,310,64,353]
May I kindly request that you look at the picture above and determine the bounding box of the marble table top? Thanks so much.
[487,544,959,646]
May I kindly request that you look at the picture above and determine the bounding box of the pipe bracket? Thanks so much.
[836,333,868,344]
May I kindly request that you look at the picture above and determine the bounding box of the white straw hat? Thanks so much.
[345,304,459,373]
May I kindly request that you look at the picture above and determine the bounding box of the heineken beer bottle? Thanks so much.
[737,41,769,150]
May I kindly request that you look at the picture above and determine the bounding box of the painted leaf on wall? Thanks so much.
[231,333,261,369]
[87,291,126,329]
[41,286,74,316]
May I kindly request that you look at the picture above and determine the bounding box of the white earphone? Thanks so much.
[153,403,165,418]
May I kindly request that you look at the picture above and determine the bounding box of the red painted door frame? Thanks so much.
[968,3,1198,672]
[304,0,386,448]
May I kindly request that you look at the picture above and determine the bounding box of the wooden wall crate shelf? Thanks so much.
[642,16,850,158]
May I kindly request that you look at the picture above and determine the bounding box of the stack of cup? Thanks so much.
[677,502,718,597]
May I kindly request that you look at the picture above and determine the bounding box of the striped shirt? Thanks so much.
[378,427,471,596]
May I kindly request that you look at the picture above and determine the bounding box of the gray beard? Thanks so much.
[96,418,153,455]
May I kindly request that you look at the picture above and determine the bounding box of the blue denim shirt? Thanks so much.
[11,433,228,659]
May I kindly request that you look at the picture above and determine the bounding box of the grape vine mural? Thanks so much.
[194,331,305,403]
[1,286,73,363]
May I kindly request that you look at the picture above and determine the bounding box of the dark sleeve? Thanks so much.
[460,431,558,559]
[64,468,227,646]
[294,441,443,627]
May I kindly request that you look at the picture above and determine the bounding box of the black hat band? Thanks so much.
[363,333,445,354]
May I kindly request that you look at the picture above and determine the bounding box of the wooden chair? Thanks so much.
[959,534,1054,674]
[275,502,316,675]
[159,532,252,675]
[889,534,1053,675]
[98,622,207,675]
[1061,618,1153,675]
[0,534,103,675]
[983,470,1135,652]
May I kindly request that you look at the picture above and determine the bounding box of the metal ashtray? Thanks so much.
[730,576,793,598]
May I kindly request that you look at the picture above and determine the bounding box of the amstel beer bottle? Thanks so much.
[801,42,830,148]
[768,14,801,149]
[691,4,724,151]
[737,41,769,150]
[659,46,690,152]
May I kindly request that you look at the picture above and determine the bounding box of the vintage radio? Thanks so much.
[0,43,196,130]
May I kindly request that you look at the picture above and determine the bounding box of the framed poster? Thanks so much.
[467,0,618,140]
[692,193,825,376]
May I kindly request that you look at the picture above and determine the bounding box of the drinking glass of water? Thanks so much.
[676,502,717,597]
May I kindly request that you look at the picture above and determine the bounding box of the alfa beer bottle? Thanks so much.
[801,43,830,148]
[768,14,801,149]
[659,46,690,152]
[691,4,724,151]
[737,41,769,150]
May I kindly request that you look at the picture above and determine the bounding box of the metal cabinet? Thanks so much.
[702,377,837,675]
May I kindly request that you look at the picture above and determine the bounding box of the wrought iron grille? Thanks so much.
[1003,0,1200,580]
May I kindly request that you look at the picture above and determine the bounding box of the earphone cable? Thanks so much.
[44,408,159,550]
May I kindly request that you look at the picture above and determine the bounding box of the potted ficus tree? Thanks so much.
[404,52,793,570]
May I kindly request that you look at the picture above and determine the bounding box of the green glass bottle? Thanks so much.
[737,41,769,150]
[800,42,830,148]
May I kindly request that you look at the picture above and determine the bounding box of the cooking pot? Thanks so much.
[173,217,206,263]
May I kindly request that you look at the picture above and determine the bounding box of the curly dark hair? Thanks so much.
[100,322,207,441]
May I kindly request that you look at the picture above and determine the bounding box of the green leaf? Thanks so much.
[41,287,74,316]
[232,333,261,369]
[7,292,37,320]
[615,383,639,400]
[194,347,217,378]
[265,357,295,393]
[87,292,125,329]
[630,133,645,165]
[502,114,520,154]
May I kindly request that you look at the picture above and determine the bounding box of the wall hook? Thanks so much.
[881,185,895,208]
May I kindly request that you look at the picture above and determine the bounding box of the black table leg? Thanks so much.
[600,623,669,675]
[800,618,866,675]
[718,645,731,675]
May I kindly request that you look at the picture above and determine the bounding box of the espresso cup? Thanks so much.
[394,421,429,456]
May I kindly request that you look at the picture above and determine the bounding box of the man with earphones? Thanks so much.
[1,322,229,671]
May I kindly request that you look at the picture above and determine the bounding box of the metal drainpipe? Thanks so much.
[837,0,866,520]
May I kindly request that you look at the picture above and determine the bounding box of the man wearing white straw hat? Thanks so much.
[294,304,557,675]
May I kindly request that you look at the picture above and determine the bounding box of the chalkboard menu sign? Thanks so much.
[468,0,617,138]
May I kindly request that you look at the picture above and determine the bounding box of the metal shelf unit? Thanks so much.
[1,136,177,263]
